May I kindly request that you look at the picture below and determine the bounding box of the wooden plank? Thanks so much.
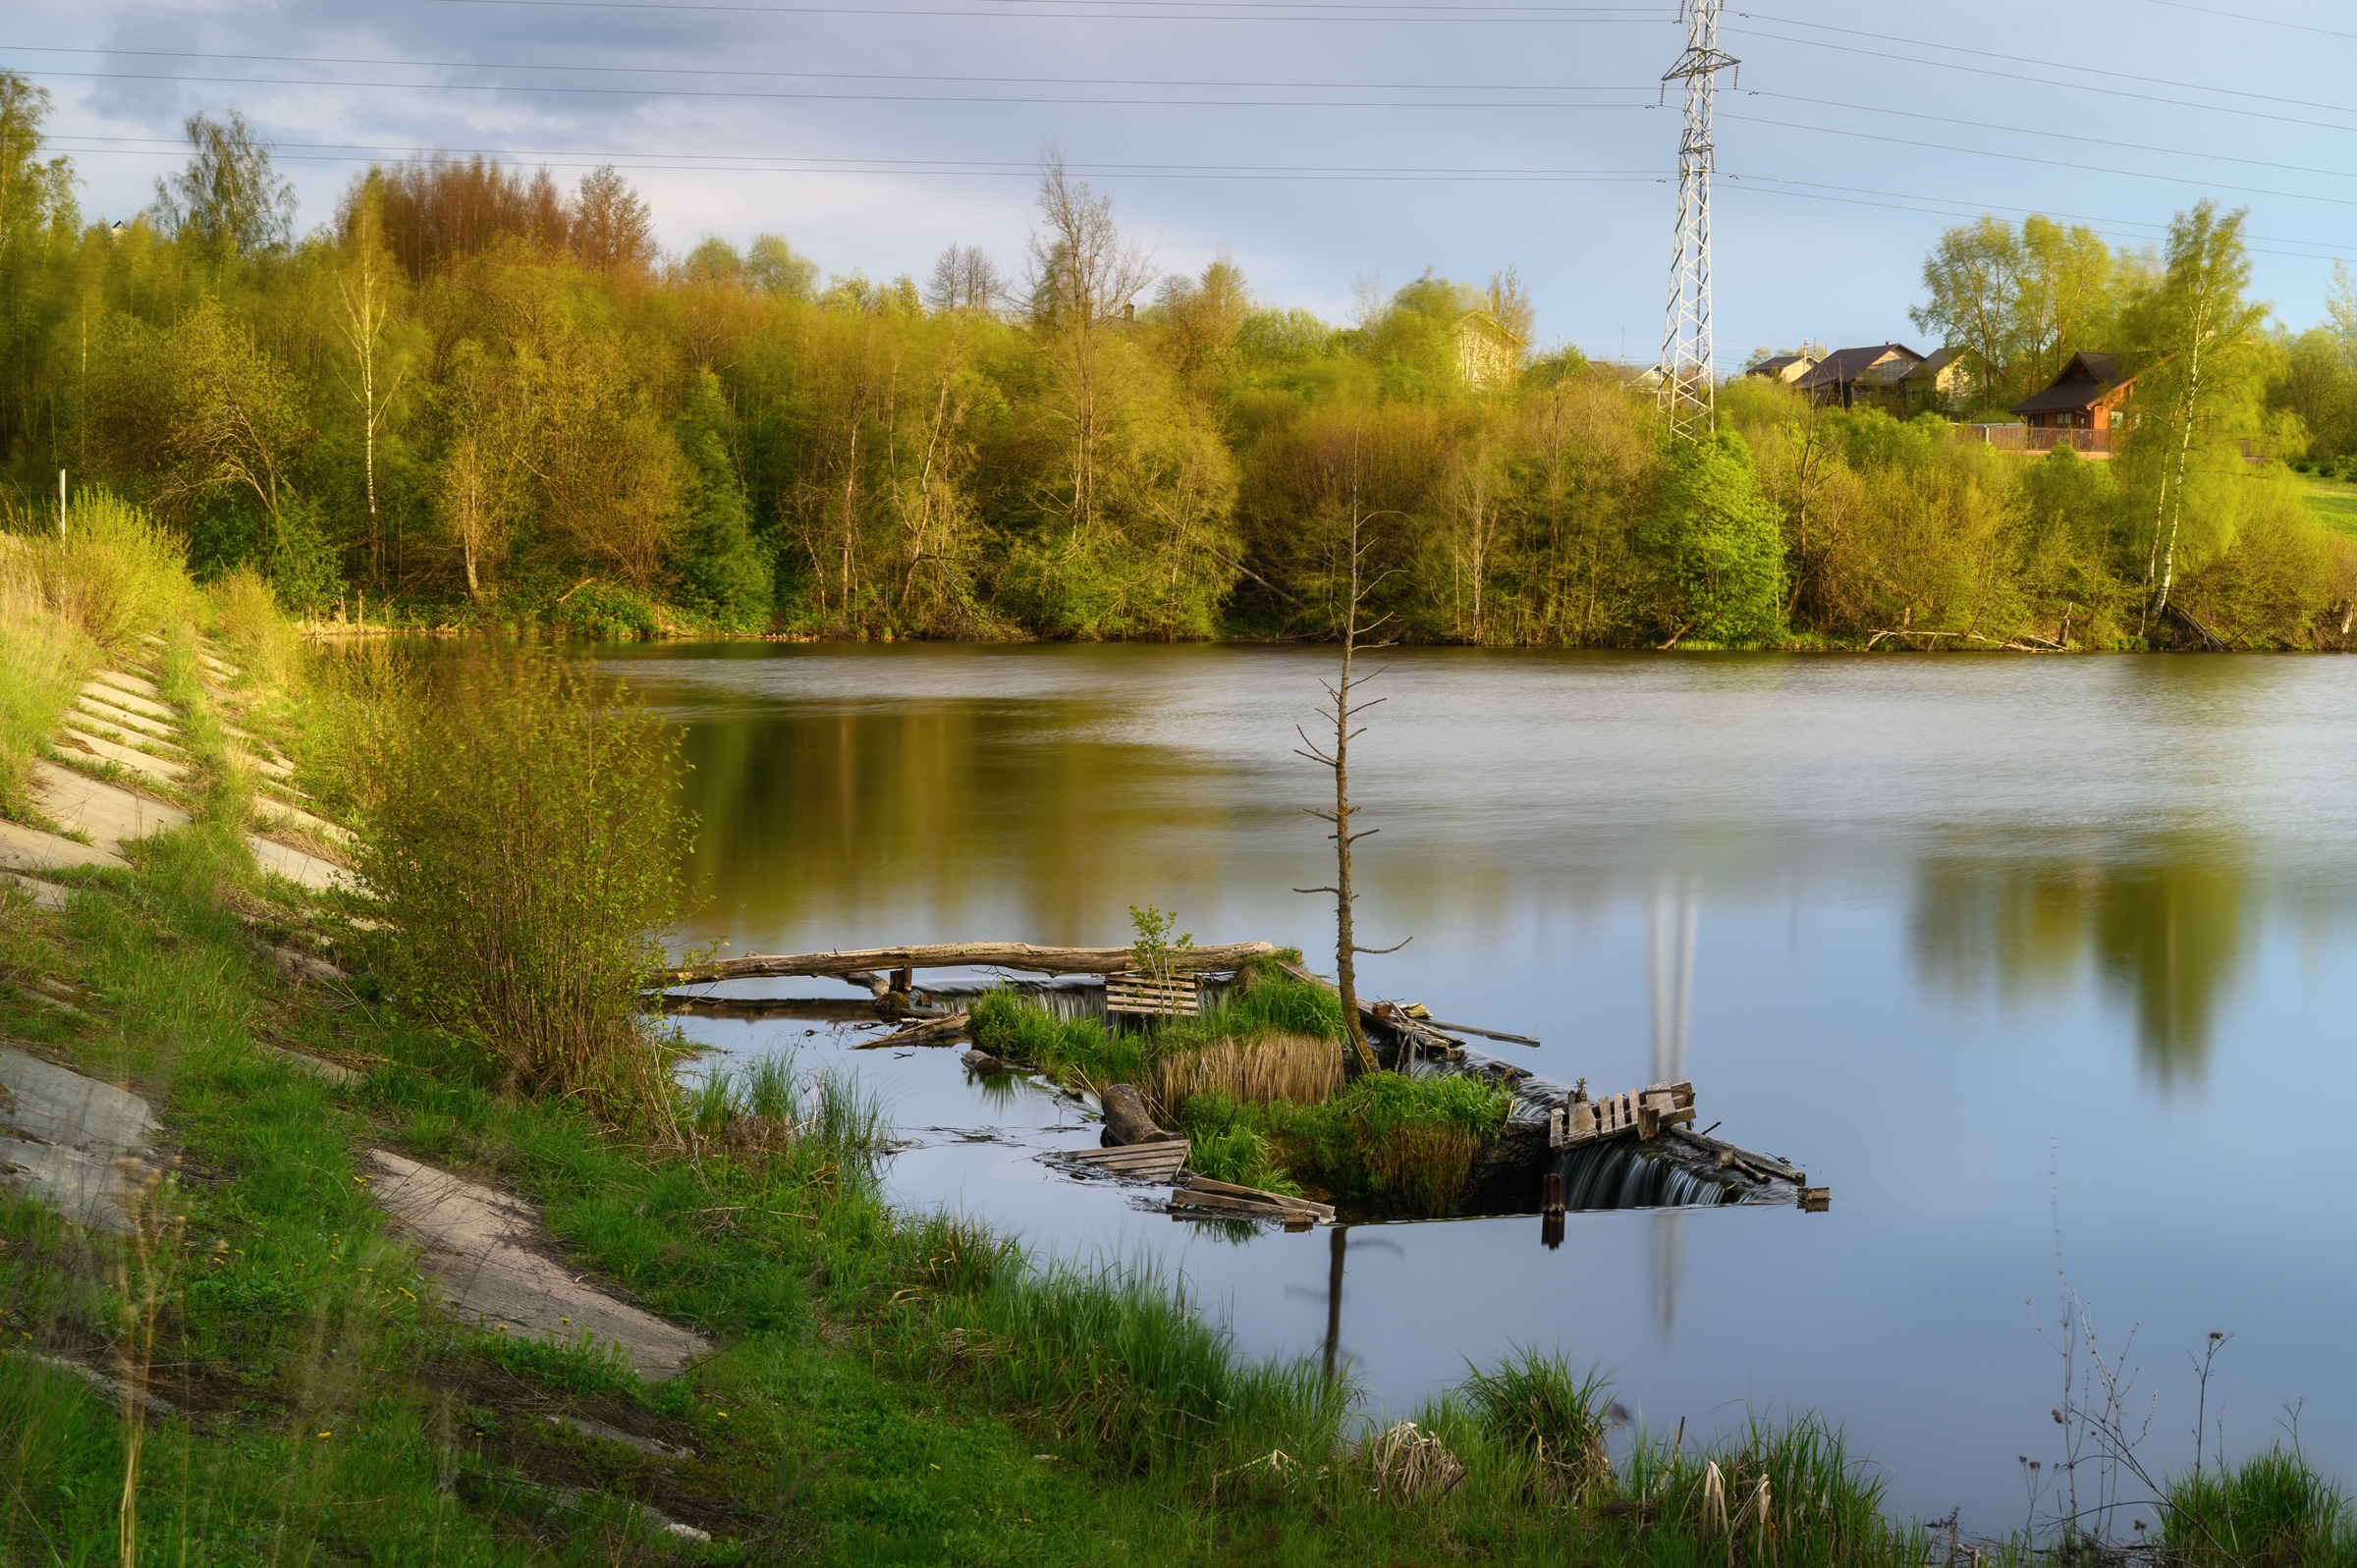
[1066,1140,1191,1166]
[1182,1175,1334,1220]
[1105,974,1199,1018]
[1169,1191,1294,1219]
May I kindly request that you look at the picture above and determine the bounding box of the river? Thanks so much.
[599,641,2357,1535]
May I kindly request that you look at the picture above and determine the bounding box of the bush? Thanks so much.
[344,653,693,1120]
[27,490,191,653]
[1637,431,1786,646]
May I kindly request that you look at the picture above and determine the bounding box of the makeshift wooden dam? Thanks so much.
[661,940,1828,1222]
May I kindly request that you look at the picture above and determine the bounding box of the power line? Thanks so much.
[0,43,1649,90]
[2134,0,2357,41]
[1752,89,2357,187]
[1727,23,2357,135]
[1738,12,2357,119]
[36,135,1669,180]
[1723,110,2357,211]
[11,67,1655,108]
[1719,172,2343,260]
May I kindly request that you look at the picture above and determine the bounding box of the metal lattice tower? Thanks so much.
[1659,0,1739,441]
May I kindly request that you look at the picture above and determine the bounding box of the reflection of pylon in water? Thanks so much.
[1647,875,1698,1336]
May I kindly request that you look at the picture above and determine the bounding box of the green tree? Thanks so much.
[150,109,296,261]
[1637,430,1785,646]
[2117,201,2269,621]
[669,369,772,628]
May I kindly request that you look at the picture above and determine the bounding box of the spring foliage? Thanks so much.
[0,75,2350,646]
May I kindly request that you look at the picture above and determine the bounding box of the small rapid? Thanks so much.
[1554,1138,1746,1211]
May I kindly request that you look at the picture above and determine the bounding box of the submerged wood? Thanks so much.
[1169,1189,1293,1219]
[1181,1174,1334,1220]
[667,940,1279,986]
[1064,1141,1190,1169]
[849,1013,970,1050]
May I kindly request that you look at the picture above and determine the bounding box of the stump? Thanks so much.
[1101,1083,1179,1146]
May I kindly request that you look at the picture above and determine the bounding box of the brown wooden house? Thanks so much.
[2009,351,2134,432]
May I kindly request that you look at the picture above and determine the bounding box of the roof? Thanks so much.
[1747,353,1814,376]
[1795,343,1924,391]
[1903,346,1973,380]
[2011,379,2110,415]
[2007,351,2133,415]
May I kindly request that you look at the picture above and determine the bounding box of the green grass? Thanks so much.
[2163,1447,2357,1566]
[2294,471,2357,543]
[1178,1071,1514,1218]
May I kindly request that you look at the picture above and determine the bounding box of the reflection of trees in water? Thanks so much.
[1909,838,2248,1082]
[674,700,1247,942]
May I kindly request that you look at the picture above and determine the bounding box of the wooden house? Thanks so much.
[1743,352,1818,386]
[2009,351,2133,433]
[1898,347,1979,415]
[1794,344,1924,410]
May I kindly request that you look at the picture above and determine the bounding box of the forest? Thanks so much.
[2,73,2352,649]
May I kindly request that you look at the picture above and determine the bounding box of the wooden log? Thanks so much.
[1182,1175,1334,1220]
[1421,1018,1542,1047]
[1797,1187,1831,1212]
[1101,1084,1180,1146]
[668,940,1279,986]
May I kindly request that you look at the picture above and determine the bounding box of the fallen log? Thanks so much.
[1102,1083,1180,1146]
[666,941,1279,987]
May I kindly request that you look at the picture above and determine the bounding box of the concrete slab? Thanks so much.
[60,728,188,784]
[365,1149,709,1379]
[0,1047,160,1234]
[92,670,163,701]
[244,835,356,893]
[236,748,295,780]
[0,818,129,874]
[32,763,190,851]
[2,872,71,910]
[65,707,185,753]
[250,795,352,845]
[80,681,173,723]
[75,694,180,742]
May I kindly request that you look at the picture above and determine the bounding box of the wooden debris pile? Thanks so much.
[1549,1080,1695,1147]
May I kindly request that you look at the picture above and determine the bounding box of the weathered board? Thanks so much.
[1549,1080,1696,1149]
[1058,1140,1192,1181]
[1104,974,1199,1018]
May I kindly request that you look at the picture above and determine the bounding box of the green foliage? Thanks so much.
[667,370,772,629]
[343,653,692,1117]
[1638,430,1787,646]
[1178,1070,1513,1217]
[967,988,1150,1091]
[2165,1448,2357,1567]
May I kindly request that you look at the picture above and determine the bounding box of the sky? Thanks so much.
[7,0,2355,372]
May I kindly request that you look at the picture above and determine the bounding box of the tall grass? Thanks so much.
[1180,1071,1513,1217]
[0,554,87,824]
[341,652,694,1122]
[18,492,191,656]
[2165,1448,2357,1566]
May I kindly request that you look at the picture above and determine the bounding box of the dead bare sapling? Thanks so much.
[1293,460,1407,1075]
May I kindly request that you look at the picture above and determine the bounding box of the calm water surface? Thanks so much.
[597,642,2357,1532]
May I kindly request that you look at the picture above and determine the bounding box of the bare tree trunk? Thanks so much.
[1294,445,1406,1073]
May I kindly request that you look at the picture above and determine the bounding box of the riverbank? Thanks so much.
[4,517,2351,1563]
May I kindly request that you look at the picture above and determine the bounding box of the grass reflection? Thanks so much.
[1911,836,2248,1082]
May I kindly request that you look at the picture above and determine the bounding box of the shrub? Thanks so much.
[345,653,692,1120]
[26,490,191,653]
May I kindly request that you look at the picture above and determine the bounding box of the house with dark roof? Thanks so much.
[1897,347,1980,415]
[1794,344,1924,410]
[2009,351,2134,433]
[1743,352,1818,386]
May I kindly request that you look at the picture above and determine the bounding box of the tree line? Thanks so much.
[1,75,2350,648]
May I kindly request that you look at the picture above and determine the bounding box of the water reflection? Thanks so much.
[1648,874,1698,1337]
[1908,836,2249,1082]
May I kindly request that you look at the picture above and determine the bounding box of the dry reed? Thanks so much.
[1151,1032,1342,1117]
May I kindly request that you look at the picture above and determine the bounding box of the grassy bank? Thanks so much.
[5,506,2348,1565]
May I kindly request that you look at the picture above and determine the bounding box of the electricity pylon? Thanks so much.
[1659,0,1739,442]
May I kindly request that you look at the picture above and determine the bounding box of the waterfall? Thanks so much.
[1553,1138,1745,1212]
